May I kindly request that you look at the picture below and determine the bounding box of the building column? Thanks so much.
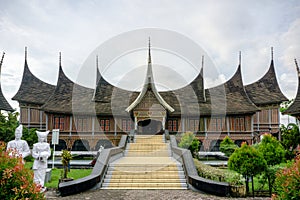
[46,114,48,130]
[257,112,260,132]
[39,110,43,130]
[27,107,30,130]
[134,117,137,130]
[162,116,166,130]
[182,117,185,133]
[114,118,117,137]
[278,108,281,141]
[226,117,230,136]
[92,117,95,136]
[204,117,207,137]
[69,116,72,137]
[268,108,272,131]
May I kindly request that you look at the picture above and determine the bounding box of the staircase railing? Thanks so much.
[169,135,231,197]
[58,135,128,196]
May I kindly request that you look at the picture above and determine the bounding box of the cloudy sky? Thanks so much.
[0,0,300,111]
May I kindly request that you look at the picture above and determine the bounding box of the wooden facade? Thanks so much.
[11,47,290,151]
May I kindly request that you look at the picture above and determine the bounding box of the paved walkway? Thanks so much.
[46,189,270,200]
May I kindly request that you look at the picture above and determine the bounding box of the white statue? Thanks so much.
[32,130,51,190]
[7,125,31,162]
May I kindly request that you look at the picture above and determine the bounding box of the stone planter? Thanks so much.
[230,185,246,197]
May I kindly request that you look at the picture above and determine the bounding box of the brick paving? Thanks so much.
[46,189,271,200]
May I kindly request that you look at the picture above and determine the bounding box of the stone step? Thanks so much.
[103,178,186,183]
[108,166,181,171]
[107,170,184,176]
[102,182,187,189]
[104,174,185,179]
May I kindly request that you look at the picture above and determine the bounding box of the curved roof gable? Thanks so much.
[41,57,94,114]
[283,59,300,116]
[245,53,288,106]
[126,41,174,113]
[202,63,259,115]
[12,49,55,105]
[0,52,14,111]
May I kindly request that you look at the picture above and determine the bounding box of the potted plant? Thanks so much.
[60,150,73,182]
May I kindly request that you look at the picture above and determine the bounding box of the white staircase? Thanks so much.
[102,135,187,189]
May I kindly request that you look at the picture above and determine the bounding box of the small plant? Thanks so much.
[61,150,72,179]
[178,132,200,157]
[220,136,238,157]
[272,148,300,200]
[0,141,45,199]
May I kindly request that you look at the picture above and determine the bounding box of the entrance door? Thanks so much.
[137,119,162,134]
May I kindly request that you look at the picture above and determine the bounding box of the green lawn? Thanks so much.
[24,161,92,188]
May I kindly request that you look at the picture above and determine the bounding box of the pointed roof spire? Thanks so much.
[59,52,62,67]
[271,47,274,60]
[25,46,27,61]
[148,37,151,64]
[126,39,174,112]
[295,58,300,76]
[0,52,5,83]
[239,51,242,66]
[0,52,5,70]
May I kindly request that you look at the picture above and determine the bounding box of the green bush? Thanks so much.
[178,132,199,157]
[220,136,238,157]
[272,151,300,200]
[0,141,45,199]
[193,158,244,186]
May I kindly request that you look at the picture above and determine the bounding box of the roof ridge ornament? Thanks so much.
[271,47,274,60]
[25,46,27,61]
[239,51,241,66]
[59,52,62,67]
[125,39,174,113]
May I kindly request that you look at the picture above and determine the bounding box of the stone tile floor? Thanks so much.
[45,189,271,200]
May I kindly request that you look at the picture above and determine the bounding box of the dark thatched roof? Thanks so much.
[41,65,95,114]
[0,53,13,112]
[0,87,13,112]
[12,60,55,105]
[245,60,288,107]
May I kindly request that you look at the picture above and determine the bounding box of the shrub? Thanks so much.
[273,150,300,200]
[193,158,244,186]
[0,141,45,199]
[61,150,72,179]
[220,136,238,157]
[178,132,199,157]
[228,143,267,195]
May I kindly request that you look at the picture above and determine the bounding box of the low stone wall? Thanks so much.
[58,135,128,196]
[170,136,231,197]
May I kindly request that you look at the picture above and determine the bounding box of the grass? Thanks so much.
[24,161,92,189]
[45,168,92,188]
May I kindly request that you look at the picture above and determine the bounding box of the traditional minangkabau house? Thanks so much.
[283,59,300,121]
[0,52,14,112]
[12,44,288,151]
[12,48,55,130]
[245,48,288,141]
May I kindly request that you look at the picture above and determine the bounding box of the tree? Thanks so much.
[0,112,19,143]
[228,143,267,196]
[279,99,294,113]
[258,134,285,195]
[280,123,300,160]
[178,132,200,157]
[220,136,238,157]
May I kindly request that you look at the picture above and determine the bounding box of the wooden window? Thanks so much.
[99,119,110,131]
[122,119,132,131]
[233,116,246,131]
[208,118,224,131]
[53,116,64,130]
[168,119,178,132]
[189,119,199,132]
[76,117,88,132]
